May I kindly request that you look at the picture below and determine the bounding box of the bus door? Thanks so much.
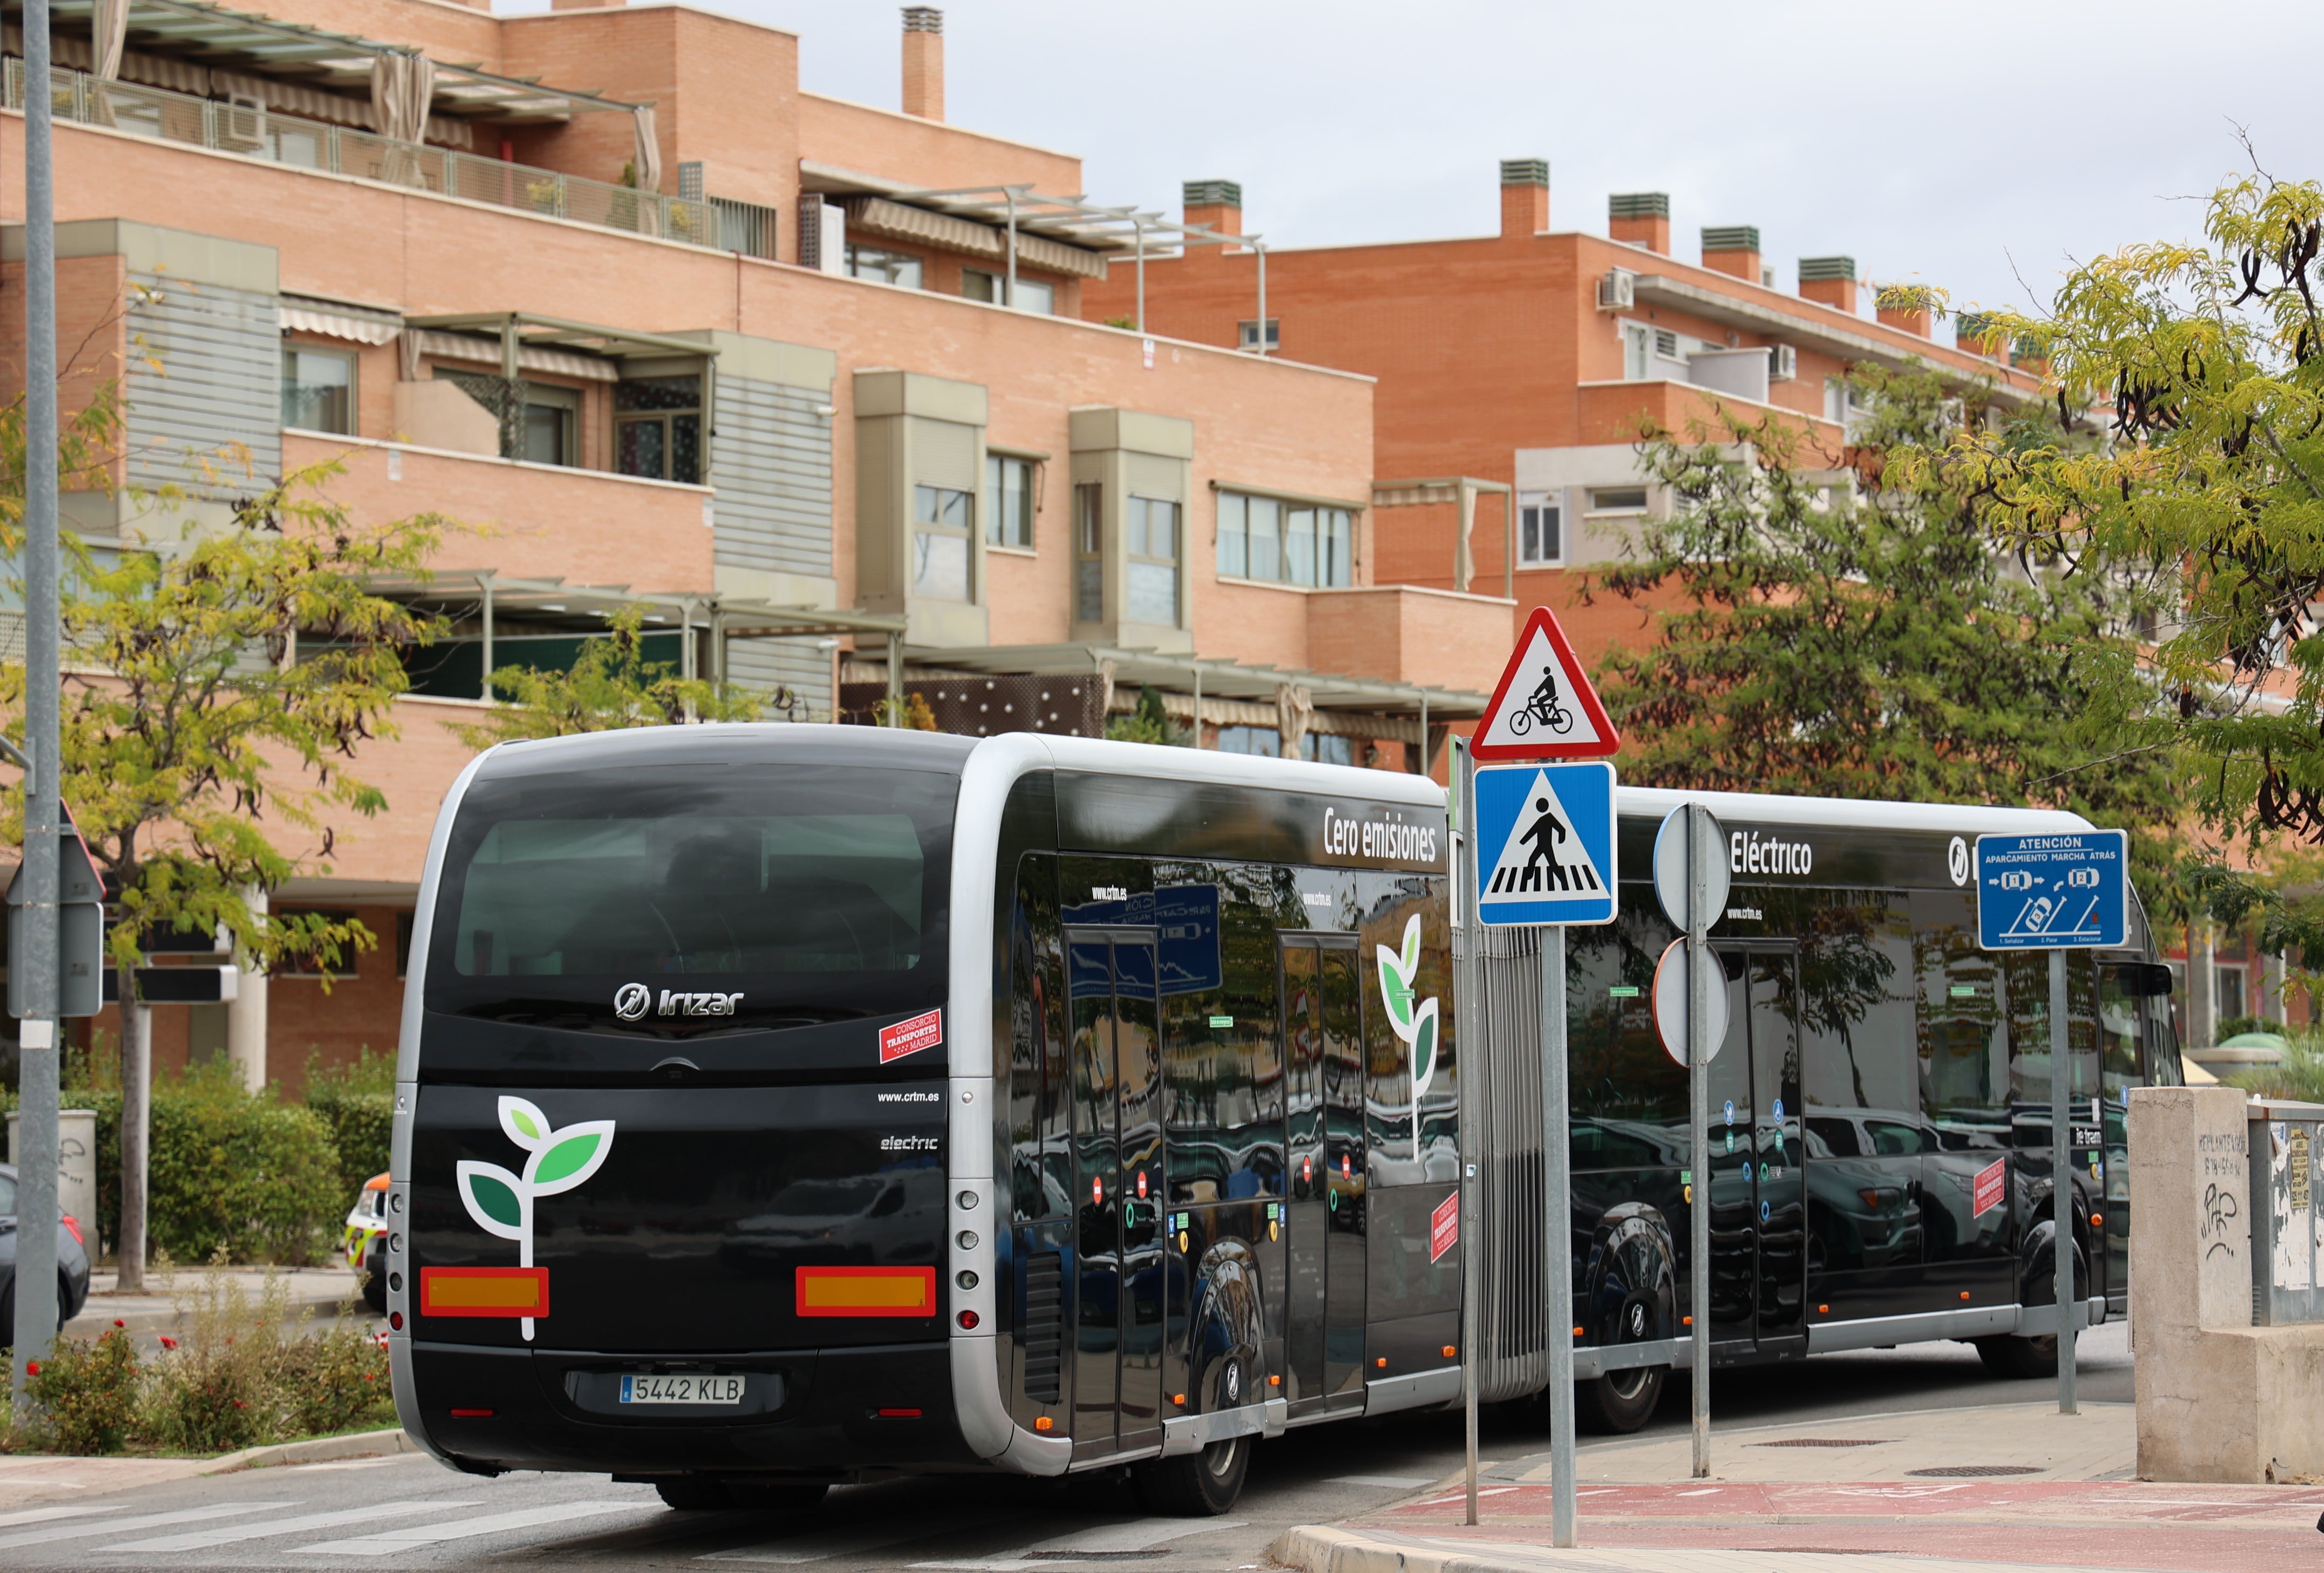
[1708,944,1807,1355]
[1282,933,1367,1416]
[1066,928,1166,1458]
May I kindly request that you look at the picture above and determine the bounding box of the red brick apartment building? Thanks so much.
[0,2,1511,1088]
[1084,165,2044,667]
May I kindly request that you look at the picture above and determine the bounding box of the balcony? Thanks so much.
[7,61,719,251]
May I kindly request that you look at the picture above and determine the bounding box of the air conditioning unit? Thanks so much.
[1597,270,1635,310]
[1769,343,1798,381]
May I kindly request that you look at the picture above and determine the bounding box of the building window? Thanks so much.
[2216,964,2248,1021]
[1237,319,1280,351]
[1075,483,1104,623]
[964,270,1055,314]
[987,454,1034,548]
[1126,496,1180,625]
[1217,725,1275,756]
[615,375,702,484]
[1216,491,1352,587]
[1518,493,1562,566]
[1586,486,1648,514]
[281,345,355,435]
[912,483,973,601]
[1654,327,1680,358]
[522,383,578,467]
[848,245,923,288]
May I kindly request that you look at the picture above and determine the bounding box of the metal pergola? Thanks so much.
[34,0,649,122]
[367,571,909,704]
[881,184,1270,345]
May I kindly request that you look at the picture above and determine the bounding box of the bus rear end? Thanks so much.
[387,726,979,1495]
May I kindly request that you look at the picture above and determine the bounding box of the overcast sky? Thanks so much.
[547,0,2323,324]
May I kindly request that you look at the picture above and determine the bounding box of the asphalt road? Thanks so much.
[3,1322,2131,1571]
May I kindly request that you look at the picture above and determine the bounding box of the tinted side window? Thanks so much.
[1912,889,2009,1148]
[1796,891,1920,1128]
[1568,900,1682,1171]
[2004,950,2100,1137]
[1162,869,1285,1203]
[1010,856,1070,1223]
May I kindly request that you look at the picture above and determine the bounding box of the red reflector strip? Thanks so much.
[421,1267,549,1318]
[795,1266,936,1317]
[449,1408,495,1418]
[876,1407,923,1418]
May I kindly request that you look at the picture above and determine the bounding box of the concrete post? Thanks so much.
[2129,1085,2324,1481]
[2188,924,2216,1047]
[226,886,269,1094]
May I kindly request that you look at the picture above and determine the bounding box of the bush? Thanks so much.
[305,1047,395,1195]
[277,1318,395,1437]
[27,1323,141,1454]
[143,1269,291,1454]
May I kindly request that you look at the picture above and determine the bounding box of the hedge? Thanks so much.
[0,1088,346,1265]
[307,1090,393,1195]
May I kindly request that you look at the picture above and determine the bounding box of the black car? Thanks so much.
[0,1163,96,1346]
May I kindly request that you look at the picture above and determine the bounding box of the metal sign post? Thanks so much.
[1652,804,1729,1480]
[1456,737,1481,1527]
[1973,828,2130,1419]
[1473,758,1617,1549]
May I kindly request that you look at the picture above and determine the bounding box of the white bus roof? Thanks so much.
[1616,785,2095,838]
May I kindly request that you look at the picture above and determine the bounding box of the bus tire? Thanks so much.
[1575,1364,1665,1434]
[656,1477,732,1511]
[1132,1434,1250,1516]
[1973,1334,2055,1379]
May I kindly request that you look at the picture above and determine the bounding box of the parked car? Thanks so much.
[0,1162,94,1346]
[342,1171,390,1314]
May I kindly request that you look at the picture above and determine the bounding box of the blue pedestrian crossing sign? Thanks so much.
[1474,761,1618,926]
[1974,828,2131,950]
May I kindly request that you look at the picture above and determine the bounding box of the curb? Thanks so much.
[1272,1525,1563,1573]
[200,1428,418,1476]
[67,1292,372,1339]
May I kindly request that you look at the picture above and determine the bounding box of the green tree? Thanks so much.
[1940,168,2324,961]
[450,604,760,746]
[1103,684,1188,746]
[1582,363,2185,906]
[1,390,444,1288]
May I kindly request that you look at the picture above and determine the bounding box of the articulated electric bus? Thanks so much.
[389,726,1455,1515]
[1462,786,2178,1430]
[387,727,2174,1513]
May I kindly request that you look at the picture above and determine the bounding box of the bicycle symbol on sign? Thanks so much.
[1507,668,1573,736]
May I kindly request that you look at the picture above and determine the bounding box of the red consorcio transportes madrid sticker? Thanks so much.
[1430,1192,1460,1263]
[879,1008,944,1064]
[1972,1157,2007,1217]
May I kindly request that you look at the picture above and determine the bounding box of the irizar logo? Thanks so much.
[457,1096,616,1341]
[613,982,745,1019]
[1377,914,1442,1158]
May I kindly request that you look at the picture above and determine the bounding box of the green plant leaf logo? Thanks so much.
[1376,913,1441,1098]
[453,1103,617,1341]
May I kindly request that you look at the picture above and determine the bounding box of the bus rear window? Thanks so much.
[427,764,954,1022]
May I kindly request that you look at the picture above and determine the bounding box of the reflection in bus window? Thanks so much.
[1913,889,2009,1145]
[1565,908,1682,1170]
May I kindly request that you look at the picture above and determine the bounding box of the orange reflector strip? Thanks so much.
[1959,1291,1972,1301]
[420,1267,548,1319]
[795,1266,937,1317]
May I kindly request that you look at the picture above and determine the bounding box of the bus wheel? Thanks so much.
[1132,1434,1250,1516]
[1973,1334,2057,1379]
[1576,1364,1665,1434]
[656,1477,733,1511]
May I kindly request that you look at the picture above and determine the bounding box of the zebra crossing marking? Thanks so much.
[108,1498,484,1553]
[295,1499,645,1556]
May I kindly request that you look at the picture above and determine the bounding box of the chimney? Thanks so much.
[1183,178,1242,238]
[1875,285,1934,339]
[902,7,943,121]
[1798,255,1856,313]
[1701,225,1761,283]
[1955,311,2003,362]
[1500,158,1549,238]
[1609,192,1668,254]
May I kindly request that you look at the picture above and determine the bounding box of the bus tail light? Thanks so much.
[957,1310,980,1329]
[795,1267,936,1318]
[875,1408,923,1418]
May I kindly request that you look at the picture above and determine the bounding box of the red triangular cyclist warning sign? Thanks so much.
[1470,606,1620,760]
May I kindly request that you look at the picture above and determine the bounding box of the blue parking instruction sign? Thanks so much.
[1474,761,1618,926]
[1974,829,2131,950]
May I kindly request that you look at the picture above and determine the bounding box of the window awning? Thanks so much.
[30,0,650,124]
[280,298,399,346]
[899,643,1488,721]
[842,196,1108,280]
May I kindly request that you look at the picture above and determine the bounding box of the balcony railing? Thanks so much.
[6,60,718,250]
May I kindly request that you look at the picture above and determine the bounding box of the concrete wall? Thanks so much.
[2128,1085,2324,1482]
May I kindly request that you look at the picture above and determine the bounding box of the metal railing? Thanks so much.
[8,60,717,250]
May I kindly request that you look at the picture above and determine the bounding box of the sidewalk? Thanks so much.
[0,1429,416,1510]
[1275,1399,2324,1573]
